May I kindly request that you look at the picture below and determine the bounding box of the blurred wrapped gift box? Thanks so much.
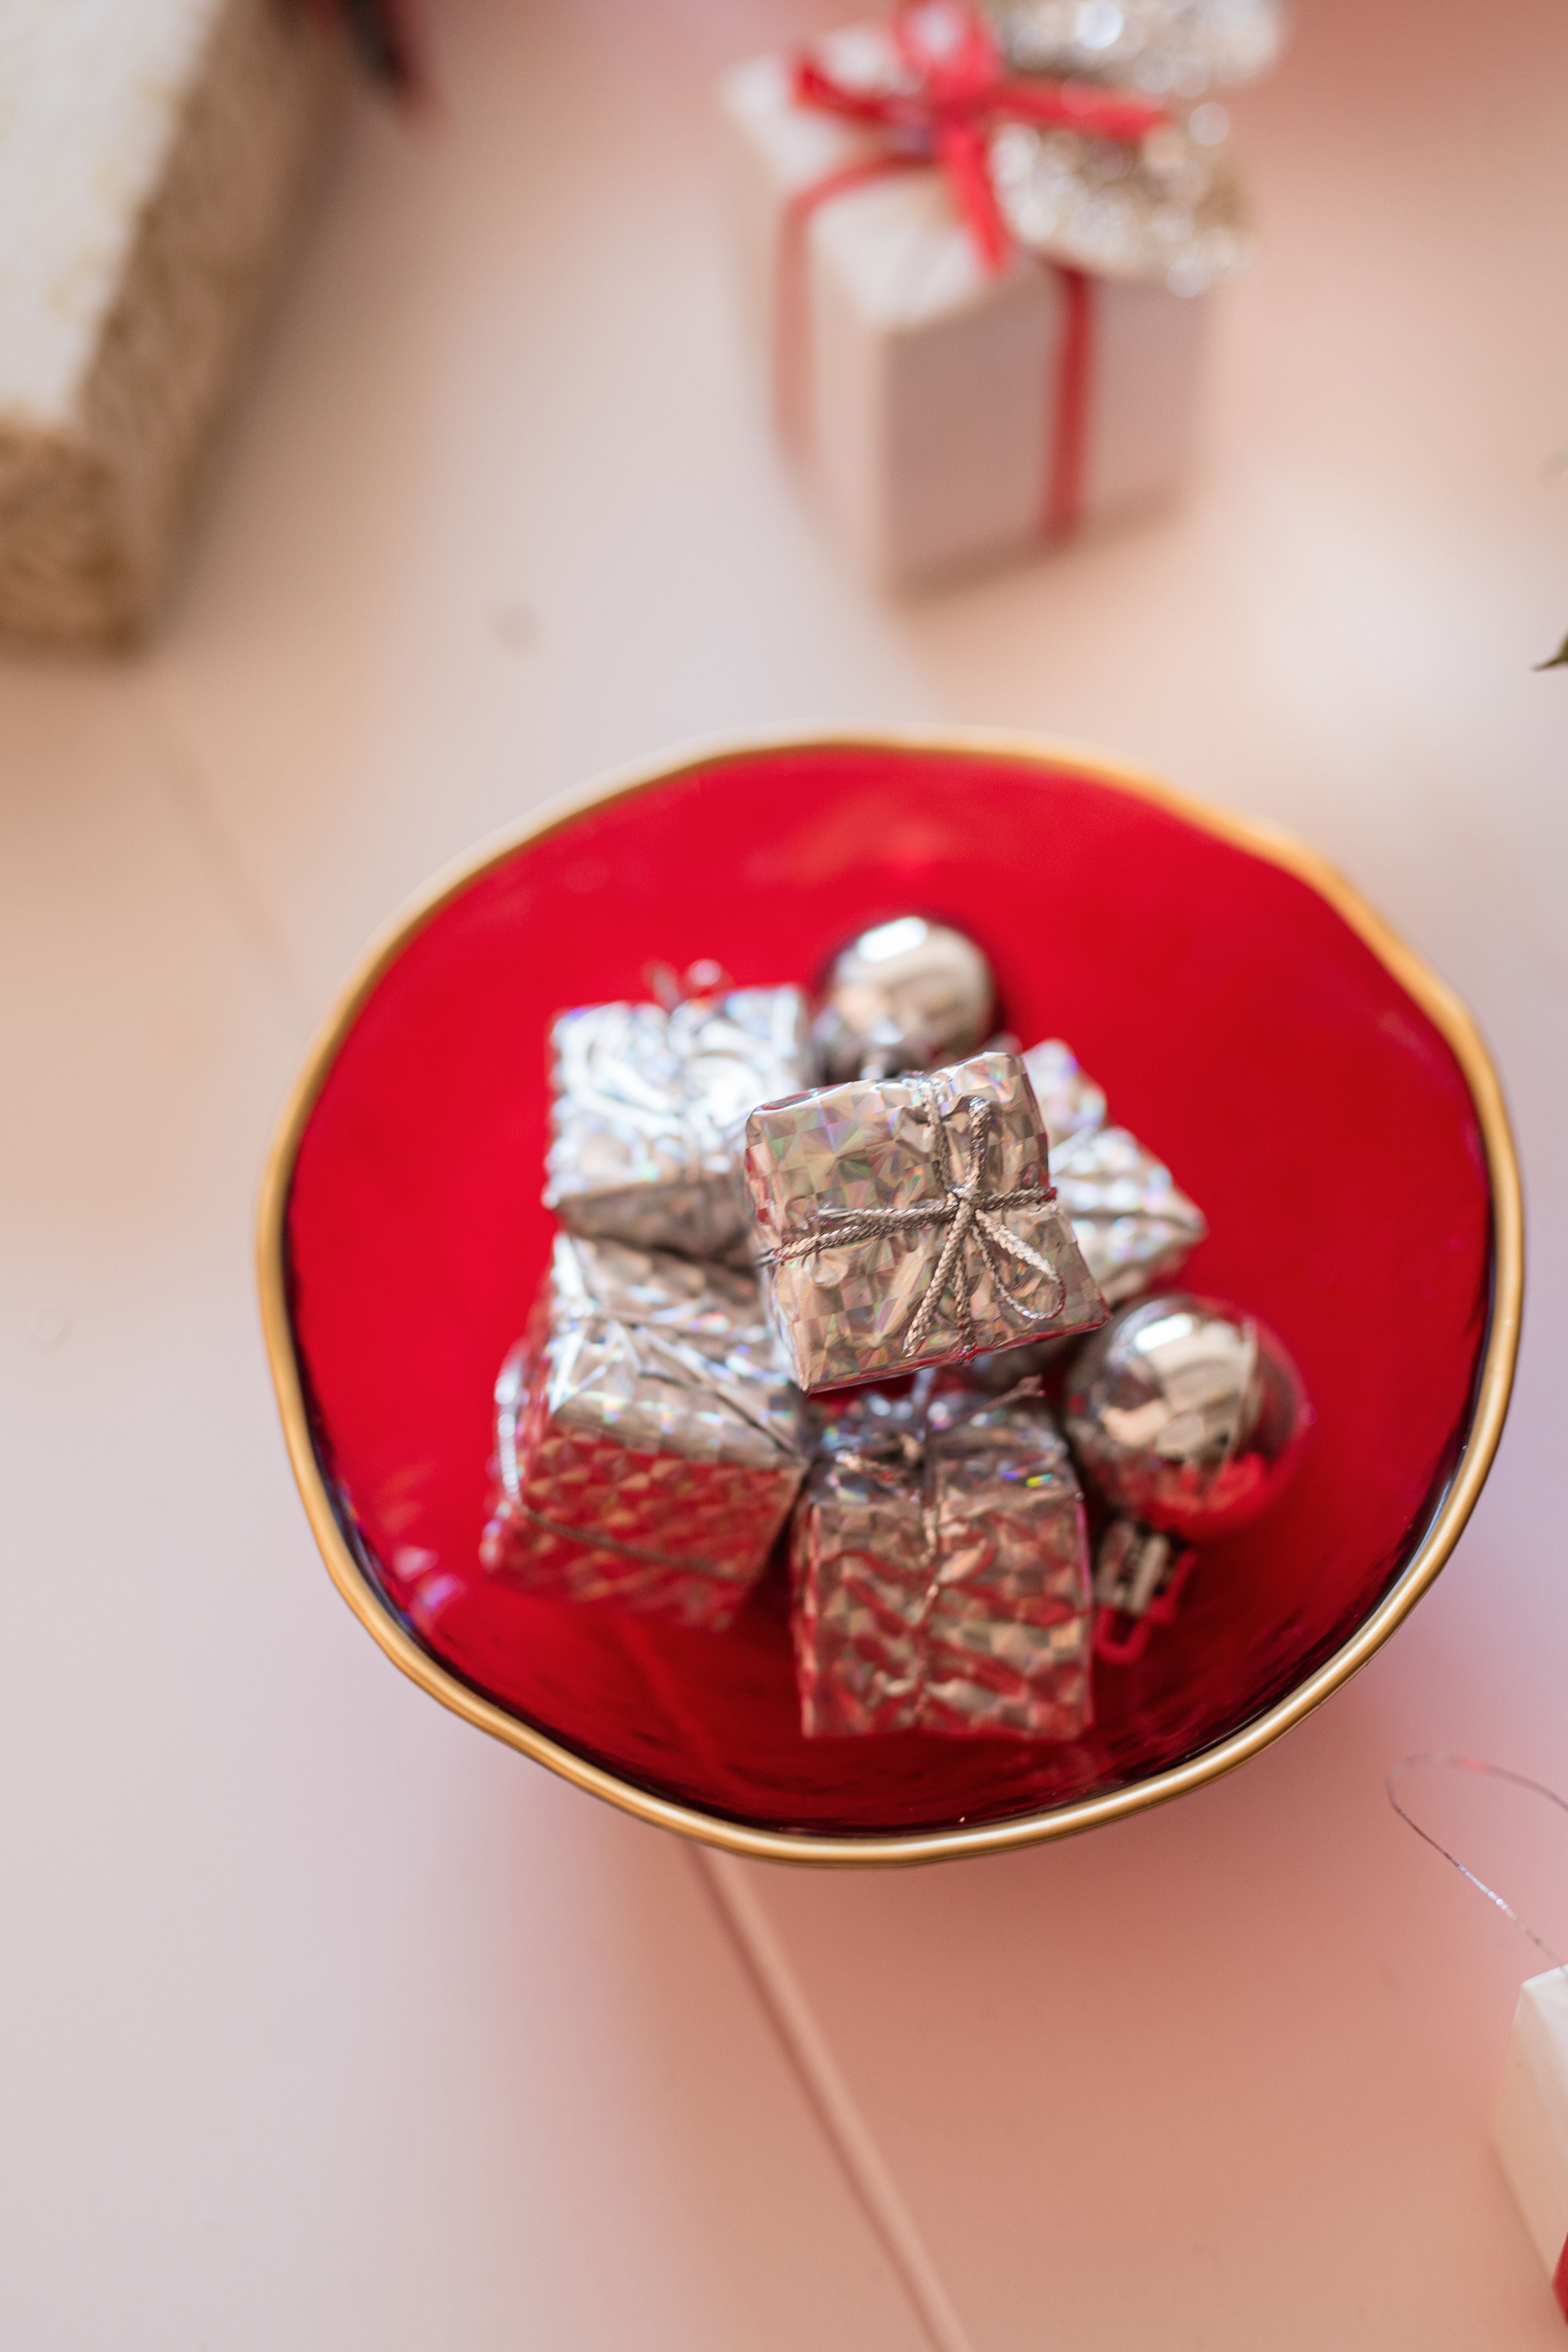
[0,0,362,649]
[718,1,1254,588]
[1494,1970,1568,2320]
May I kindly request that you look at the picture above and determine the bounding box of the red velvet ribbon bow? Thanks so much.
[793,1,1165,273]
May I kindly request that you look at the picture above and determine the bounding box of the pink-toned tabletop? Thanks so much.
[2,1,1566,2343]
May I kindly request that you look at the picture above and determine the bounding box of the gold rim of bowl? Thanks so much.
[256,728,1524,1868]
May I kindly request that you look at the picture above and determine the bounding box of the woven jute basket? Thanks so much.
[0,0,345,650]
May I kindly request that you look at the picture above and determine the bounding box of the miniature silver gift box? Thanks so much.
[544,984,813,1264]
[1024,1037,1206,1305]
[792,1374,1094,1738]
[743,1048,1106,1392]
[481,1233,811,1630]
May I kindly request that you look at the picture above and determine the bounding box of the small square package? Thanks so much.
[1024,1037,1206,1304]
[791,1374,1093,1737]
[1494,1970,1568,2318]
[544,984,812,1263]
[743,1048,1106,1392]
[481,1233,810,1630]
[717,5,1249,588]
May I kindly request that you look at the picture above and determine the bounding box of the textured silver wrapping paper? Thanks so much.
[747,1054,1105,1392]
[791,1377,1094,1739]
[1023,1038,1206,1306]
[481,1233,810,1629]
[744,1049,1106,1393]
[544,986,813,1263]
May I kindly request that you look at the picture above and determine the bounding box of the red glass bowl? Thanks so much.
[258,733,1521,1864]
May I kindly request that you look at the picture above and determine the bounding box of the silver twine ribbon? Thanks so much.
[1387,1752,1568,1975]
[766,1079,1064,1362]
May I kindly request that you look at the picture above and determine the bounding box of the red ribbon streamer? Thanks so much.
[794,3,1163,275]
[1044,262,1093,541]
[777,2,1162,543]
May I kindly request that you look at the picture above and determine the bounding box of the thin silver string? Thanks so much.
[1387,1752,1568,1975]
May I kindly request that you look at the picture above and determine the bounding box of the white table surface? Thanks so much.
[4,0,1568,2343]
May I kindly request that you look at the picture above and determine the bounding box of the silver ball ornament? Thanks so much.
[1064,1294,1308,1632]
[816,917,997,1082]
[1064,1293,1307,1540]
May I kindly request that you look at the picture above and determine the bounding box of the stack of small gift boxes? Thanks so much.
[718,0,1285,587]
[482,917,1306,1744]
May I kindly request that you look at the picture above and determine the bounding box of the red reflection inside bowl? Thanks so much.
[286,745,1492,1837]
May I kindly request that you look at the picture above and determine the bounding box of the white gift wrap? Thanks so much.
[717,45,1208,589]
[1494,1969,1568,2316]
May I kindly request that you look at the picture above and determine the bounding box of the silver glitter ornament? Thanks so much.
[988,111,1252,296]
[985,0,1288,95]
[815,917,997,1082]
[1063,1292,1307,1640]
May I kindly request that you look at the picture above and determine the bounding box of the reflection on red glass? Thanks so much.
[285,746,1492,1837]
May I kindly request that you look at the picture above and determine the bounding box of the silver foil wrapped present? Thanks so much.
[544,986,813,1264]
[792,1375,1094,1739]
[1023,1038,1206,1306]
[743,1049,1106,1393]
[814,916,997,1083]
[481,1233,810,1630]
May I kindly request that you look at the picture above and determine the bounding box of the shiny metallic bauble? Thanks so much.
[816,917,997,1083]
[1063,1293,1308,1543]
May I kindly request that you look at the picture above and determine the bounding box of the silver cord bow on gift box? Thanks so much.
[769,1086,1066,1358]
[745,1050,1107,1392]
